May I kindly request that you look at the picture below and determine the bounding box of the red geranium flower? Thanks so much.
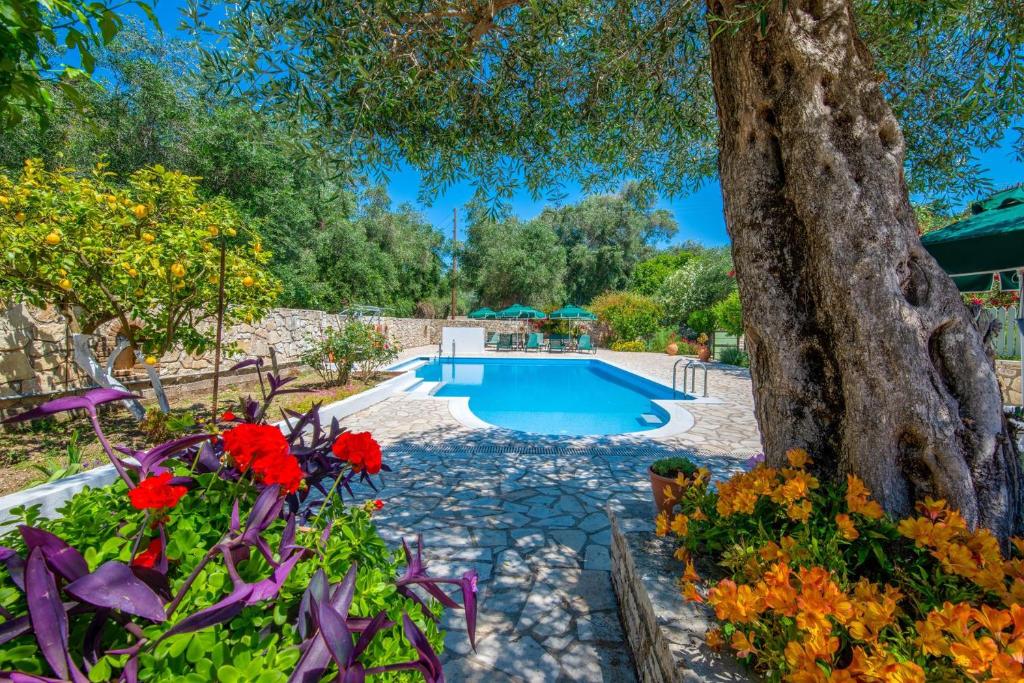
[221,410,236,422]
[132,538,162,568]
[252,452,304,494]
[129,473,187,511]
[222,423,288,472]
[331,431,383,474]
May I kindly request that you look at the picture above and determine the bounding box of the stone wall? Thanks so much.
[609,501,753,683]
[0,303,598,401]
[996,359,1022,406]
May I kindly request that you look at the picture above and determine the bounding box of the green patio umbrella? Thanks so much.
[548,304,598,321]
[921,186,1024,407]
[920,186,1024,293]
[468,307,498,319]
[497,304,546,319]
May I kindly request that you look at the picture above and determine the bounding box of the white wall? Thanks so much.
[441,326,486,355]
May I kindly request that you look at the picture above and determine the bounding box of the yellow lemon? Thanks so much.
[45,231,61,245]
[144,355,157,366]
[225,227,237,237]
[58,278,72,291]
[133,204,148,219]
[170,263,186,278]
[15,212,25,222]
[242,275,255,287]
[128,268,138,277]
[208,225,219,237]
[122,197,132,206]
[142,232,155,243]
[0,195,9,205]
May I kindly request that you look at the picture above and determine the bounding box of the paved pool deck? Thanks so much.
[352,348,761,682]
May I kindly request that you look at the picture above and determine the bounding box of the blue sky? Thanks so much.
[388,129,1024,248]
[137,1,1023,248]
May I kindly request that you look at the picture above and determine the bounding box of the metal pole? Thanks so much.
[451,208,457,320]
[1018,268,1023,410]
[211,237,227,419]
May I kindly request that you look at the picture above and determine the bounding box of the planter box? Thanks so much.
[608,501,755,683]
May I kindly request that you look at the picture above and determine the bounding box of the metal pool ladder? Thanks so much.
[672,359,708,398]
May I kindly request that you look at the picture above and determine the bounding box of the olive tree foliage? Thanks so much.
[532,185,678,304]
[189,0,1022,205]
[190,0,1024,537]
[460,201,567,309]
[0,0,158,127]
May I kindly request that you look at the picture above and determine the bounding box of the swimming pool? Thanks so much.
[410,357,686,436]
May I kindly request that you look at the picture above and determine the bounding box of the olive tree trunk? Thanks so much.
[707,0,1022,539]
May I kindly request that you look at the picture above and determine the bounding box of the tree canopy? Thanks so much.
[0,29,447,315]
[532,185,677,304]
[189,0,1023,204]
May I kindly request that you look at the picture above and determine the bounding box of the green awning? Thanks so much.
[497,304,546,319]
[468,307,498,319]
[921,187,1024,290]
[951,271,1021,293]
[548,305,597,320]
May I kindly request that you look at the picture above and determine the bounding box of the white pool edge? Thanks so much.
[419,355,708,438]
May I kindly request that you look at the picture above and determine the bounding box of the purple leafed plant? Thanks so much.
[0,360,478,681]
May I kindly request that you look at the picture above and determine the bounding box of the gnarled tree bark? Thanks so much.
[707,0,1022,539]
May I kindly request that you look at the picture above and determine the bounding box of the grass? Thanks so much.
[0,369,382,496]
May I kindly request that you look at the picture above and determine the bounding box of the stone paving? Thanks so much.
[347,349,761,682]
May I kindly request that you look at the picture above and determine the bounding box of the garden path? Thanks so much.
[348,350,760,682]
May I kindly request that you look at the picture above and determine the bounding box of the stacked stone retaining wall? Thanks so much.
[0,303,596,404]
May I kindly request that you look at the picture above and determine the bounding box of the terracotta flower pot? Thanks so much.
[665,342,679,356]
[649,466,688,515]
[697,344,711,362]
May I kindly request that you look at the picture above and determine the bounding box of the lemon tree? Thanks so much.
[0,159,280,359]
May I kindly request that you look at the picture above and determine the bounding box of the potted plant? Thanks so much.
[649,456,698,514]
[696,332,712,362]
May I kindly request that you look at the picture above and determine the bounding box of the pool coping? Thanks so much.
[394,355,718,439]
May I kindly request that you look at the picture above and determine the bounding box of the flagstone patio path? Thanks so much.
[346,349,761,682]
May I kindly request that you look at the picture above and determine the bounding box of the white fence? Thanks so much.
[988,307,1021,359]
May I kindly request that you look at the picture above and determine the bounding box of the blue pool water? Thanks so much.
[412,358,680,436]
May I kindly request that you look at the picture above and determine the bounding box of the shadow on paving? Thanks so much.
[362,424,751,682]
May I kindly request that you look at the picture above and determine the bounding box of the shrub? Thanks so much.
[686,309,717,336]
[0,362,475,681]
[658,448,1024,682]
[719,348,749,367]
[651,456,698,479]
[656,248,734,326]
[647,326,679,353]
[711,290,744,336]
[610,340,647,352]
[590,291,662,343]
[303,322,399,386]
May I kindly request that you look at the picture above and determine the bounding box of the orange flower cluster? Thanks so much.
[664,447,1024,682]
[714,448,820,522]
[704,562,923,681]
[897,498,1024,604]
[915,602,1024,679]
